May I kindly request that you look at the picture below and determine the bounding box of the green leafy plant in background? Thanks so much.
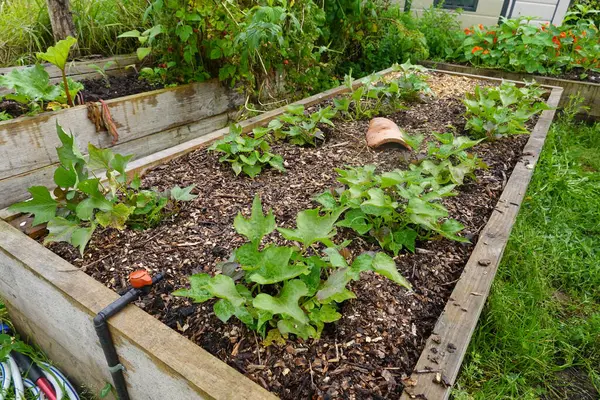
[89,60,116,88]
[334,62,432,121]
[413,132,487,186]
[266,104,336,146]
[412,3,463,60]
[0,63,83,115]
[9,123,197,254]
[36,36,78,107]
[315,163,468,256]
[208,124,285,178]
[450,16,600,77]
[174,196,411,341]
[464,81,549,140]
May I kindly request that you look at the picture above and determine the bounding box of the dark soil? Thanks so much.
[560,68,600,83]
[79,75,160,103]
[0,75,160,119]
[48,73,533,399]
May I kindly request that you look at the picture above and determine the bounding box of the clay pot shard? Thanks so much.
[366,117,411,150]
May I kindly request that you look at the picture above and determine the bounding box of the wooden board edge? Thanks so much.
[399,87,563,400]
[0,220,278,400]
[423,61,600,88]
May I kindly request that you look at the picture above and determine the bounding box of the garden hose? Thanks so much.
[0,323,80,400]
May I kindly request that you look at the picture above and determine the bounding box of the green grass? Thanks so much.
[453,108,600,399]
[0,0,148,67]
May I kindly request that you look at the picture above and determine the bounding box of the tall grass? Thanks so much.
[453,104,600,399]
[0,0,149,67]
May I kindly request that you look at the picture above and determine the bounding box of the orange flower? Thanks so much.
[559,32,567,38]
[464,28,473,35]
[541,25,546,32]
[483,49,490,55]
[575,45,582,51]
[493,36,498,44]
[478,24,484,30]
[487,31,496,35]
[472,46,484,54]
[552,36,561,47]
[582,30,587,37]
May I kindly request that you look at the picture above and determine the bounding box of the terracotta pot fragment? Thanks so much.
[366,117,411,150]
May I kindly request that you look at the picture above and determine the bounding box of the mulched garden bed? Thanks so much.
[0,74,160,119]
[49,72,534,399]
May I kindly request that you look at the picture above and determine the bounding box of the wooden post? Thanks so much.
[45,0,77,43]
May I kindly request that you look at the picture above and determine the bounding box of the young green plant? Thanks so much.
[9,123,197,254]
[36,36,78,107]
[174,196,411,341]
[208,124,285,177]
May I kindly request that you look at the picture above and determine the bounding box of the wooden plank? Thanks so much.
[400,87,563,400]
[0,111,231,209]
[0,79,235,180]
[0,221,278,400]
[0,54,137,78]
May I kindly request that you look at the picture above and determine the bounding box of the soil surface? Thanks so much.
[0,75,160,119]
[79,75,160,103]
[49,72,535,399]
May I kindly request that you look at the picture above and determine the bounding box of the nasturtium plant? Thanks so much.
[174,196,411,341]
[9,123,196,254]
[208,124,285,177]
[464,81,550,140]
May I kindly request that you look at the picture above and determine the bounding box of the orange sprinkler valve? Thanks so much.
[129,270,153,289]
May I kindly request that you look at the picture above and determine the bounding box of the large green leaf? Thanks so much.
[371,252,412,290]
[316,267,353,302]
[0,64,60,102]
[244,246,307,285]
[205,274,246,307]
[170,185,197,201]
[234,196,275,244]
[172,274,213,303]
[277,207,345,247]
[43,218,96,255]
[36,36,77,70]
[56,124,85,170]
[8,186,57,226]
[95,203,134,229]
[253,280,308,324]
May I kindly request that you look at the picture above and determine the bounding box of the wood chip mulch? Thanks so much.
[50,72,534,399]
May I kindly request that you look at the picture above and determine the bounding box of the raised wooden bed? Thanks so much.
[0,69,562,400]
[0,54,138,96]
[0,79,242,209]
[423,61,597,119]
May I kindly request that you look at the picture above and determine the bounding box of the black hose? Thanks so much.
[93,273,164,400]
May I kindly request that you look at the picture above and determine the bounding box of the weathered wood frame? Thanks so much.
[0,79,242,209]
[423,60,597,118]
[0,69,562,400]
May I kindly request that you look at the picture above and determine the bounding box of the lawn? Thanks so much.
[454,101,600,399]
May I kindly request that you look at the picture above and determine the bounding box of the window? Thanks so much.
[434,0,479,12]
